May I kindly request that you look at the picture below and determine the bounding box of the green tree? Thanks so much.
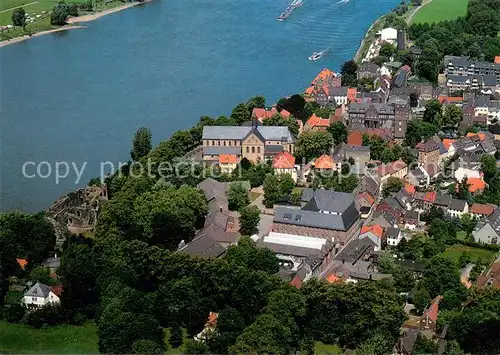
[295,130,333,162]
[341,60,358,87]
[206,307,246,353]
[456,176,471,202]
[279,174,295,196]
[327,122,348,146]
[184,339,209,354]
[413,288,430,314]
[169,326,183,348]
[239,205,260,236]
[263,174,281,208]
[460,213,477,238]
[50,1,69,25]
[59,242,99,322]
[228,183,249,211]
[480,154,496,182]
[246,96,265,111]
[224,237,278,274]
[133,186,208,250]
[131,127,152,161]
[443,105,463,127]
[12,8,26,28]
[29,266,55,285]
[132,340,163,354]
[356,332,394,355]
[230,103,251,125]
[379,43,396,57]
[414,333,438,354]
[423,99,443,127]
[404,119,439,147]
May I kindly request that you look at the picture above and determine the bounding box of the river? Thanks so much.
[0,0,398,212]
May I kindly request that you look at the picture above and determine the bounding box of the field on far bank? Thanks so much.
[0,321,98,354]
[441,244,497,266]
[411,0,468,24]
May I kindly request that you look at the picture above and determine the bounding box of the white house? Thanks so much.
[454,166,481,181]
[23,282,60,308]
[379,27,398,42]
[447,199,469,218]
[386,227,403,246]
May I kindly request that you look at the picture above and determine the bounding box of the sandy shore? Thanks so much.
[0,1,146,48]
[67,1,143,24]
[0,25,86,48]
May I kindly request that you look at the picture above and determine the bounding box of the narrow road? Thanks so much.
[1,1,38,13]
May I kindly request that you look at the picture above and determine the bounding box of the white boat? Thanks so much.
[309,50,326,61]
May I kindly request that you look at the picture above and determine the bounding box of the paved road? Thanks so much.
[405,0,434,24]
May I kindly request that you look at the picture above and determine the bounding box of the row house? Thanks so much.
[304,68,342,107]
[348,102,409,139]
[376,159,408,182]
[444,56,500,82]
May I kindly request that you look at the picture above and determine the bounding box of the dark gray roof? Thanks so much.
[259,237,333,259]
[400,329,419,354]
[197,178,227,203]
[301,189,356,213]
[447,75,469,84]
[274,204,359,232]
[330,86,348,96]
[179,235,226,258]
[372,211,397,227]
[482,74,497,86]
[359,62,379,73]
[202,126,293,143]
[264,145,284,154]
[349,103,395,114]
[334,238,376,263]
[24,282,51,298]
[403,210,419,221]
[203,146,241,156]
[42,256,61,269]
[435,194,452,207]
[449,198,467,211]
[386,227,400,238]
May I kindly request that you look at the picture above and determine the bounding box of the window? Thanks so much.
[218,141,221,146]
[212,140,215,146]
[246,147,249,153]
[252,147,255,153]
[229,141,232,146]
[32,297,37,302]
[257,146,261,153]
[223,141,226,146]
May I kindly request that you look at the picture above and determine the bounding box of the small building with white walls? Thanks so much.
[378,27,398,42]
[23,282,60,309]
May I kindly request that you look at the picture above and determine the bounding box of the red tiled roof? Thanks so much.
[252,107,290,122]
[359,191,375,205]
[404,184,415,195]
[347,131,363,146]
[272,151,295,169]
[280,109,291,118]
[347,88,357,102]
[442,139,456,150]
[360,224,383,239]
[51,284,63,297]
[424,191,437,203]
[219,154,237,164]
[16,258,28,269]
[495,56,500,64]
[470,203,495,216]
[290,275,303,288]
[314,154,335,169]
[438,95,463,104]
[466,132,486,141]
[326,274,340,283]
[376,160,407,177]
[467,178,486,193]
[401,65,411,72]
[306,113,330,129]
[423,296,442,322]
[206,312,218,327]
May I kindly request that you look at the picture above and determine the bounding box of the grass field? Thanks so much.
[0,322,190,354]
[411,0,468,24]
[0,321,99,354]
[314,342,342,354]
[441,244,497,266]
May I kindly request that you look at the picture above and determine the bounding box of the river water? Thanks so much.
[0,0,398,212]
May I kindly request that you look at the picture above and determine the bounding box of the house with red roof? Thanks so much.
[16,258,28,270]
[357,191,376,218]
[314,154,336,171]
[304,69,342,107]
[272,151,297,182]
[462,177,486,194]
[413,191,437,211]
[347,131,363,146]
[290,275,303,289]
[376,160,408,182]
[470,203,496,219]
[218,154,238,174]
[359,224,384,251]
[251,107,290,123]
[419,296,442,332]
[305,113,330,131]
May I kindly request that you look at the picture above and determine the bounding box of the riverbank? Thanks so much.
[0,1,146,47]
[353,14,387,63]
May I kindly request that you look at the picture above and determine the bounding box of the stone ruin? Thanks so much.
[47,185,108,241]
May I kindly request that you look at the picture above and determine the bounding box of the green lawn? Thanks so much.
[315,342,342,354]
[411,0,468,24]
[0,322,190,354]
[0,321,98,354]
[0,0,35,12]
[441,244,497,266]
[456,231,467,241]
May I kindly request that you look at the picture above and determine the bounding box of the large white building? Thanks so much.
[378,27,398,42]
[23,282,60,308]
